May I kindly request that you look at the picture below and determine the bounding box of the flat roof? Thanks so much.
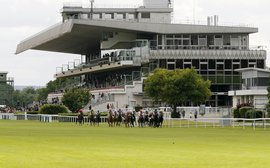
[16,19,258,55]
[235,68,270,73]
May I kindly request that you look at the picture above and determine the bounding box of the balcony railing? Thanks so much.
[150,45,265,51]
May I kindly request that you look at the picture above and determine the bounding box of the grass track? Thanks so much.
[0,120,270,168]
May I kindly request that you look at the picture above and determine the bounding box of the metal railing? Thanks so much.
[1,113,269,130]
[150,45,265,51]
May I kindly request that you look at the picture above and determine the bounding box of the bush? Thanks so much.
[233,108,240,118]
[40,104,68,114]
[246,110,263,119]
[100,112,108,116]
[239,107,253,118]
[27,111,39,115]
[134,105,143,112]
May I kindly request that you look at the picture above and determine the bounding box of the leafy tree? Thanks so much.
[13,87,38,108]
[62,88,90,112]
[144,68,211,117]
[36,88,49,101]
[37,77,80,101]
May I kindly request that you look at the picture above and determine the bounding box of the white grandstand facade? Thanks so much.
[16,0,267,110]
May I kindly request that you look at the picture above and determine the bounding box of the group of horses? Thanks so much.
[107,110,164,128]
[76,109,164,128]
[76,110,101,126]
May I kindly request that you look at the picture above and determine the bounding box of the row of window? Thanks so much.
[158,59,265,70]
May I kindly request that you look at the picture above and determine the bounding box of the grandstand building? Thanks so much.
[16,0,266,110]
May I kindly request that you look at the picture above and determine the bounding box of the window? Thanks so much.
[168,63,175,70]
[208,60,216,69]
[201,64,207,70]
[225,60,232,69]
[141,12,150,18]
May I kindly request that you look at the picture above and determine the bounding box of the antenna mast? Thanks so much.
[90,0,94,19]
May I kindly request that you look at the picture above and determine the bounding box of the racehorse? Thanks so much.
[107,110,114,127]
[158,111,164,128]
[115,110,123,127]
[138,111,144,128]
[153,110,159,128]
[124,112,133,128]
[77,111,84,125]
[88,110,96,126]
[96,111,101,126]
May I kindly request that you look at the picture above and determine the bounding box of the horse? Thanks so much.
[138,111,144,128]
[124,112,133,128]
[107,110,114,127]
[88,110,96,126]
[77,111,84,125]
[115,110,123,127]
[96,111,101,126]
[149,113,154,127]
[158,111,164,128]
[153,110,159,128]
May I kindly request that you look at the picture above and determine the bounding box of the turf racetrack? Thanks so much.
[0,120,269,168]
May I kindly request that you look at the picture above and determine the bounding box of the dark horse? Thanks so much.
[138,111,144,128]
[96,111,101,126]
[77,111,84,125]
[158,111,164,128]
[124,112,133,128]
[115,110,123,126]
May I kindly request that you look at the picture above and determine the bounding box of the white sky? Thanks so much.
[0,0,269,86]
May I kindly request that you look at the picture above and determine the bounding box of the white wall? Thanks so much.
[143,0,169,8]
[101,32,136,49]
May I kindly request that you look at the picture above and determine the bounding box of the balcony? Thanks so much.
[149,46,266,60]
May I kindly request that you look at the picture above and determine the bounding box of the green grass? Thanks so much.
[0,120,270,168]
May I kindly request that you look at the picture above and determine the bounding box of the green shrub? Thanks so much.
[40,104,68,114]
[233,108,240,118]
[100,112,108,116]
[134,105,143,112]
[27,111,39,115]
[239,107,253,118]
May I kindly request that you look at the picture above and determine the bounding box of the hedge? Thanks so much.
[39,104,68,114]
[239,107,253,118]
[234,107,264,118]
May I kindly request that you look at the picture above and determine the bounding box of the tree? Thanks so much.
[13,87,38,108]
[62,88,90,112]
[144,68,211,117]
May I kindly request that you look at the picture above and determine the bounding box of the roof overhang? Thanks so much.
[16,19,259,55]
[235,68,270,73]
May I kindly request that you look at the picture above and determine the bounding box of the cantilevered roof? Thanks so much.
[16,19,258,55]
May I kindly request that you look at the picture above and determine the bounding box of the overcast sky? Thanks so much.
[0,0,269,86]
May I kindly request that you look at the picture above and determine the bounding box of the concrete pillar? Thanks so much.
[102,13,105,20]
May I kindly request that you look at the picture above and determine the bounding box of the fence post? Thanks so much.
[264,119,266,130]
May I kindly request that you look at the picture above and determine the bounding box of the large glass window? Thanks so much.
[191,35,198,45]
[141,12,150,18]
[208,60,216,69]
[225,60,232,69]
[192,60,199,69]
[257,60,265,68]
[241,60,248,68]
[201,63,207,70]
